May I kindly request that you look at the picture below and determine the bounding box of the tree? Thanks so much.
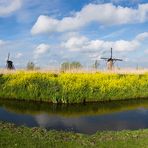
[61,62,70,71]
[70,62,82,69]
[61,61,82,71]
[92,60,99,69]
[27,62,35,70]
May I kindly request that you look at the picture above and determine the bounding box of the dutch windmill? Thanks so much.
[101,48,123,70]
[6,53,15,70]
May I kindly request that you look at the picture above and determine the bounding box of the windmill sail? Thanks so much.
[113,58,123,61]
[111,48,112,59]
[7,53,10,61]
[101,58,108,60]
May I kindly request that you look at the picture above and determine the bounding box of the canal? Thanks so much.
[0,99,148,134]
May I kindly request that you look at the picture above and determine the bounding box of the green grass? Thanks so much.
[1,122,148,148]
[0,71,148,103]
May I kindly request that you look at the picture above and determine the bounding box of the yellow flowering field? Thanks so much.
[0,71,147,103]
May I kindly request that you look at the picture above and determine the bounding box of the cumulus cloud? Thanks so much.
[61,36,89,51]
[61,32,148,52]
[31,3,148,35]
[0,0,22,16]
[145,49,148,54]
[34,43,50,59]
[135,32,148,41]
[0,40,6,46]
[16,52,22,58]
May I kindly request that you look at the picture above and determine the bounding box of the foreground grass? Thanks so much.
[0,122,148,148]
[0,71,148,103]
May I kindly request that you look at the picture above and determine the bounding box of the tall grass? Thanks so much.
[0,71,147,103]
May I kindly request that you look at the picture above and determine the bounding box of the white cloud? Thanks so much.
[31,3,148,35]
[102,28,127,39]
[61,36,88,51]
[16,52,22,58]
[113,40,139,51]
[135,32,148,41]
[34,43,50,59]
[31,15,59,35]
[0,40,6,46]
[62,32,148,53]
[35,43,50,54]
[145,49,148,54]
[0,0,22,16]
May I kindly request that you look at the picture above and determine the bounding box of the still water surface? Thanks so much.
[0,99,148,134]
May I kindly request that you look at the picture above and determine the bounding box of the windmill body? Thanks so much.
[107,58,114,70]
[6,53,15,70]
[101,48,122,70]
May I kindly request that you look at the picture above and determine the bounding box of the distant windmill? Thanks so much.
[101,48,122,70]
[6,53,15,70]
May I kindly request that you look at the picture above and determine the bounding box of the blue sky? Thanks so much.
[0,0,148,69]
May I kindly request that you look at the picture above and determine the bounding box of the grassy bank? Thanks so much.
[1,122,148,148]
[0,71,148,103]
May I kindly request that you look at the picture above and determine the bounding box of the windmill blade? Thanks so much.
[7,53,10,61]
[113,58,123,61]
[101,57,108,60]
[111,48,113,59]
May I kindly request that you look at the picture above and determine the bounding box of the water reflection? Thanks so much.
[0,99,148,134]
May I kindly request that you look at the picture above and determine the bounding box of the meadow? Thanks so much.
[0,71,147,103]
[1,122,148,148]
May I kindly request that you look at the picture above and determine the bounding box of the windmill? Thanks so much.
[101,48,122,70]
[6,53,15,70]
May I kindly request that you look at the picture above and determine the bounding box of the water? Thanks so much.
[0,99,148,134]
